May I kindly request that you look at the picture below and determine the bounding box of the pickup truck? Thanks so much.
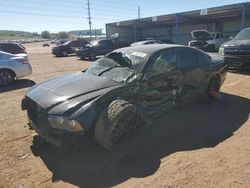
[219,27,250,69]
[188,30,228,52]
[75,39,128,60]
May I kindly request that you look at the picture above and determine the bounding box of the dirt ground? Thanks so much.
[0,42,249,188]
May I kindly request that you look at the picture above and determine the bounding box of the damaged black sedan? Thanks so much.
[22,44,227,150]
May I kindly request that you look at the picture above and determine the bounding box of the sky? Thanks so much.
[0,0,248,33]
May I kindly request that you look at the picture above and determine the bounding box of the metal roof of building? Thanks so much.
[106,2,250,29]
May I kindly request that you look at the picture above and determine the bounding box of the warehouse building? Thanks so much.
[106,2,250,45]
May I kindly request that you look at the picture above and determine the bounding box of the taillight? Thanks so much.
[20,48,27,53]
[16,59,29,64]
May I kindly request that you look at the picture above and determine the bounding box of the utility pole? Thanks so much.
[87,0,92,40]
[138,5,140,19]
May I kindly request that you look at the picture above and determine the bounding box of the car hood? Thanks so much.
[191,30,212,40]
[26,72,121,109]
[221,39,250,49]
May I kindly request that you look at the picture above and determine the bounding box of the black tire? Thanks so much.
[94,99,138,150]
[89,51,96,60]
[61,51,68,57]
[0,70,14,86]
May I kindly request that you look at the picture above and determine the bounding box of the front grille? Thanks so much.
[26,98,44,122]
[225,49,250,56]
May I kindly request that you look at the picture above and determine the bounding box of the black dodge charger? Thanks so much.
[22,44,227,149]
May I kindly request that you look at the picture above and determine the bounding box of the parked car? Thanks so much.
[75,39,127,60]
[0,51,32,86]
[0,42,27,54]
[22,44,227,149]
[130,40,165,46]
[188,30,228,52]
[219,27,250,69]
[52,39,89,57]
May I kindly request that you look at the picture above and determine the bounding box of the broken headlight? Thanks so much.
[48,115,84,132]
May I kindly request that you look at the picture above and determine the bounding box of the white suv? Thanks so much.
[0,51,32,86]
[188,30,228,52]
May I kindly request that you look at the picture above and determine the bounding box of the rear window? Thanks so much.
[0,43,24,54]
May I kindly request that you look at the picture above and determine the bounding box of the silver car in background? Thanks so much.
[0,51,32,86]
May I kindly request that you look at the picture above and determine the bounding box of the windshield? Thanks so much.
[86,51,148,83]
[234,28,250,40]
[63,41,71,45]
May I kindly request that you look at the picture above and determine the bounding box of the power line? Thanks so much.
[1,13,86,25]
[90,0,136,9]
[0,10,82,18]
[1,1,84,13]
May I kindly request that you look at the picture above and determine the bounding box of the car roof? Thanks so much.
[115,44,185,55]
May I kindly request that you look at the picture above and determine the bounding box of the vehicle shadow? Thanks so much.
[0,79,36,93]
[31,93,250,188]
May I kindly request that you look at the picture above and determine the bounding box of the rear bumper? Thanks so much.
[16,64,32,79]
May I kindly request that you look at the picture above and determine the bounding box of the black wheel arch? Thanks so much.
[94,98,138,149]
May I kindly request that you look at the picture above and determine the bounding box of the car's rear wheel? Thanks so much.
[94,99,138,150]
[61,51,68,57]
[0,70,14,86]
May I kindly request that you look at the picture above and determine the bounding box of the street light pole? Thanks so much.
[87,0,92,40]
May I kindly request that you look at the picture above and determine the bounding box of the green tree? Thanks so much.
[56,31,69,39]
[32,32,40,37]
[41,30,50,39]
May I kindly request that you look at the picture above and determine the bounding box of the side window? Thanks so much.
[70,41,79,47]
[178,48,210,68]
[80,40,87,46]
[178,48,199,69]
[221,33,224,38]
[99,40,106,46]
[0,44,4,51]
[99,40,112,47]
[0,44,8,51]
[147,48,177,78]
